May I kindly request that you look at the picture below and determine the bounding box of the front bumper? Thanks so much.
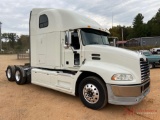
[107,80,150,105]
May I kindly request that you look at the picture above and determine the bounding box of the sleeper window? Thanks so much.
[39,14,48,28]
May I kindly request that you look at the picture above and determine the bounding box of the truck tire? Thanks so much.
[6,65,15,81]
[79,76,107,110]
[15,66,26,85]
[25,71,31,84]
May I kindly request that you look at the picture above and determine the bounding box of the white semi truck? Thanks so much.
[6,8,150,110]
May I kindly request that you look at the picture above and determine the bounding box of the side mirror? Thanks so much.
[64,31,71,49]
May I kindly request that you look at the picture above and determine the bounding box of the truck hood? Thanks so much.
[84,45,143,61]
[83,45,146,79]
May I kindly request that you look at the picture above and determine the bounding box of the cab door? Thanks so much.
[64,30,82,70]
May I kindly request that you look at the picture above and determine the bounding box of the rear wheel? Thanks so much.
[6,65,15,81]
[79,76,107,110]
[15,66,26,85]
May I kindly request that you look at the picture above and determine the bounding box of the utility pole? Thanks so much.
[121,27,124,41]
[0,22,2,51]
[121,27,124,47]
[112,12,113,29]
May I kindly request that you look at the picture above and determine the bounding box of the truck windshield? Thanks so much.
[81,28,109,45]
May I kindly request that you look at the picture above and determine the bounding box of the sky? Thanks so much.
[0,0,160,35]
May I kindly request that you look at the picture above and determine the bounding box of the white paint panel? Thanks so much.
[45,32,61,68]
[31,70,51,87]
[30,15,37,35]
[31,31,61,68]
[57,80,71,90]
[56,73,74,92]
[37,55,45,64]
[30,35,37,66]
[31,68,76,95]
[64,49,74,67]
[31,69,57,89]
[31,8,109,33]
[37,35,46,54]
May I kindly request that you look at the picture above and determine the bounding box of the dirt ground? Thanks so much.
[0,55,160,120]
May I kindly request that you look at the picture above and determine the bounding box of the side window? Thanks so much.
[39,14,48,28]
[71,31,80,50]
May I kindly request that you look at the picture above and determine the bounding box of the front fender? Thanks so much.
[79,61,139,84]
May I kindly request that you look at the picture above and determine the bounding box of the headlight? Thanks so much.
[111,74,133,81]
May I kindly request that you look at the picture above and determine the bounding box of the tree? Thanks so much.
[132,13,146,37]
[2,33,19,49]
[109,25,122,40]
[109,26,134,40]
[17,35,30,50]
[124,26,134,39]
[147,8,160,36]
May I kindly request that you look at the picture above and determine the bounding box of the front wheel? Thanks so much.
[79,76,107,110]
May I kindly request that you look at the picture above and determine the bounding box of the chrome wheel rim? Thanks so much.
[7,69,11,78]
[83,84,99,104]
[15,71,20,82]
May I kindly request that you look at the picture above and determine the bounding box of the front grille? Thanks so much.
[141,81,150,92]
[140,58,150,82]
[144,81,150,90]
